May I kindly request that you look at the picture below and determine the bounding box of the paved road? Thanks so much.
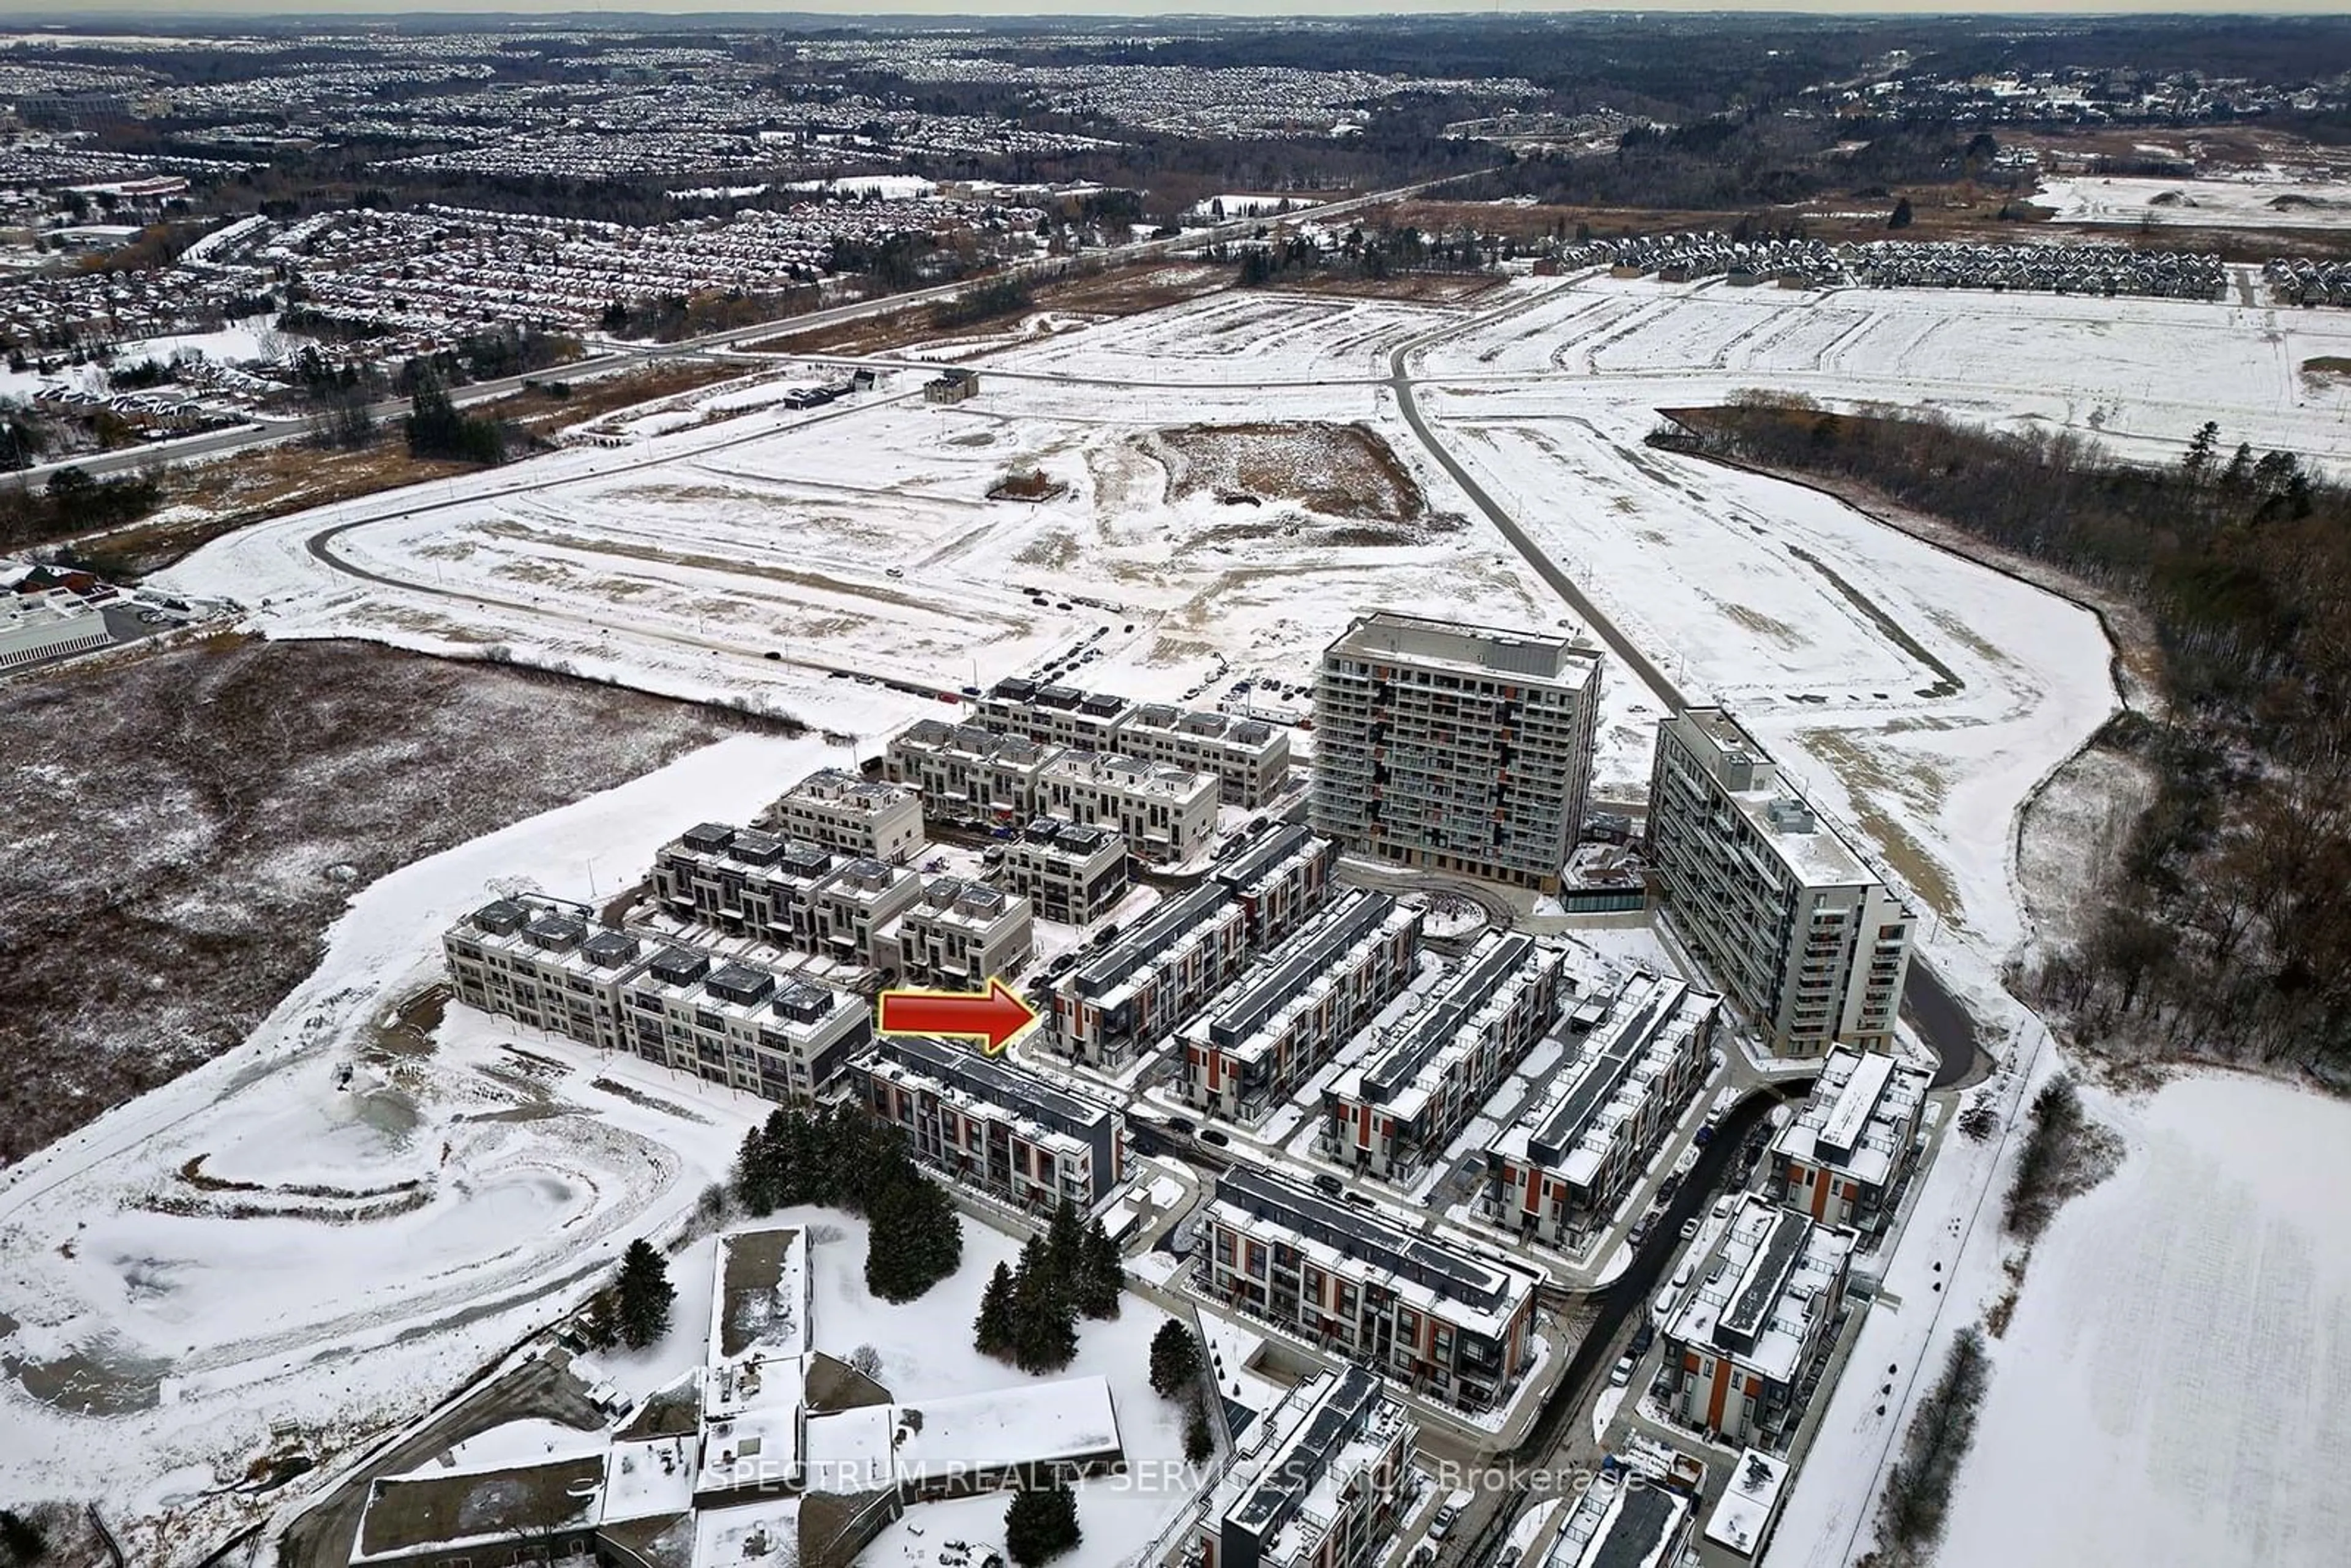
[1443,1089,1799,1568]
[1383,301,1984,1092]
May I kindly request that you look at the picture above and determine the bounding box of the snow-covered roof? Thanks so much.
[1665,1194,1854,1386]
[1490,972,1716,1187]
[1772,1046,1929,1190]
[1703,1449,1788,1558]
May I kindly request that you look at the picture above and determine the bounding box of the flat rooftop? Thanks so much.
[1670,708,1886,890]
[354,1455,604,1561]
[1212,1165,1532,1319]
[1328,610,1599,689]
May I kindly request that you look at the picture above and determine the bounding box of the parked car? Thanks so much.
[763,650,783,661]
[1629,1321,1655,1357]
[1610,1354,1635,1387]
[1679,1217,1701,1241]
[1164,1117,1195,1136]
[1428,1507,1459,1542]
[1199,1128,1231,1147]
[1313,1172,1344,1196]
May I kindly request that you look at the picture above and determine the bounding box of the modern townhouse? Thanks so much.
[1312,612,1602,893]
[1659,1194,1856,1447]
[809,856,924,972]
[995,817,1130,926]
[443,895,648,1053]
[1198,1166,1540,1412]
[1769,1046,1932,1235]
[881,876,1034,989]
[617,945,869,1105]
[1194,1365,1415,1568]
[1122,702,1291,808]
[650,823,839,950]
[1179,890,1424,1122]
[1646,708,1912,1057]
[1038,749,1220,865]
[1321,931,1564,1179]
[851,1032,1126,1211]
[1482,973,1720,1250]
[977,678,1137,752]
[766,768,924,866]
[1048,884,1252,1067]
[883,719,1056,824]
[1210,823,1340,951]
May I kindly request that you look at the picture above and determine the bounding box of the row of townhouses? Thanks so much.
[885,717,1221,863]
[1193,1365,1416,1568]
[1482,972,1721,1251]
[1045,825,1337,1067]
[851,1032,1128,1212]
[1199,1166,1542,1412]
[1179,890,1425,1122]
[1319,930,1567,1179]
[977,677,1293,808]
[650,823,1034,982]
[763,768,924,866]
[443,896,871,1105]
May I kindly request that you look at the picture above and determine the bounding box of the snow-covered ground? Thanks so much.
[2033,173,2351,230]
[1938,1072,2351,1568]
[0,732,830,1558]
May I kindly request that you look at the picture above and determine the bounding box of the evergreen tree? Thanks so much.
[1073,1216,1123,1320]
[1149,1319,1202,1398]
[1,1506,49,1564]
[975,1261,1019,1360]
[1005,1477,1082,1567]
[1013,1246,1079,1374]
[1183,1395,1217,1463]
[865,1172,963,1302]
[732,1125,776,1216]
[1888,197,1914,230]
[613,1238,675,1349]
[1043,1197,1086,1283]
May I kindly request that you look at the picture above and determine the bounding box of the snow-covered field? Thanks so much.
[1941,1073,2351,1567]
[2034,173,2351,230]
[0,732,829,1558]
[58,264,2351,1559]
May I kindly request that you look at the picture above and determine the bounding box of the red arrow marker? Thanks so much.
[877,977,1039,1056]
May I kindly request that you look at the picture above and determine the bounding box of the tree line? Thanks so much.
[1675,398,2351,1083]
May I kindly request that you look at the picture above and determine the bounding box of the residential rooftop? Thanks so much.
[1329,610,1599,690]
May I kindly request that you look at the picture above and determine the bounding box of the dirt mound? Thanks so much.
[1144,421,1427,525]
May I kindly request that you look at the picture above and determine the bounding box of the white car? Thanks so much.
[1610,1354,1635,1387]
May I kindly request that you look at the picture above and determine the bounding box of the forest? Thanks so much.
[1670,398,2351,1086]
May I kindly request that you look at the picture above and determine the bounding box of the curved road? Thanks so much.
[1384,306,1983,1088]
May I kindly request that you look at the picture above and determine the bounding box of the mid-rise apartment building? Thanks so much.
[443,896,648,1053]
[1039,749,1220,865]
[809,856,924,970]
[650,823,838,949]
[884,720,1055,823]
[1646,709,1913,1057]
[997,817,1129,925]
[1483,973,1719,1250]
[1180,890,1424,1122]
[1659,1194,1855,1446]
[1322,931,1564,1179]
[881,876,1034,988]
[976,680,1292,808]
[1210,823,1339,951]
[852,1033,1125,1210]
[766,768,924,865]
[1049,884,1251,1067]
[1194,1365,1415,1568]
[1770,1046,1930,1234]
[1312,612,1602,892]
[1198,1167,1540,1412]
[617,946,868,1104]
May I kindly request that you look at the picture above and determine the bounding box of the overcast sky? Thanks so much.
[20,2,2351,21]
